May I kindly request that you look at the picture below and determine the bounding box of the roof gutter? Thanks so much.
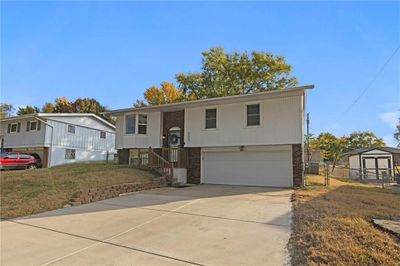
[104,85,315,115]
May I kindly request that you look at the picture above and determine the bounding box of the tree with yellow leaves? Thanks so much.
[144,82,185,105]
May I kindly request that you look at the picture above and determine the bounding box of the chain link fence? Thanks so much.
[305,162,400,188]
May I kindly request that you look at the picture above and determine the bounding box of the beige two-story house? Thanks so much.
[108,85,314,187]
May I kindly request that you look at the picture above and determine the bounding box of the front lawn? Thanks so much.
[0,163,160,219]
[289,175,400,265]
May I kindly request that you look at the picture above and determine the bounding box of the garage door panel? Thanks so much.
[203,149,292,187]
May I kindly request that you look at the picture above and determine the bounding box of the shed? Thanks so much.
[347,147,400,179]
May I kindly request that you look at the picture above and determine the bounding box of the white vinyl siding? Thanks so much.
[185,95,303,147]
[115,112,161,149]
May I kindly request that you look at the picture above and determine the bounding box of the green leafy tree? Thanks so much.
[346,131,385,150]
[143,82,185,105]
[17,106,40,115]
[53,97,75,113]
[133,99,146,108]
[136,47,298,105]
[73,98,108,114]
[311,133,348,170]
[394,118,400,147]
[0,103,14,119]
[176,47,298,99]
[42,102,55,113]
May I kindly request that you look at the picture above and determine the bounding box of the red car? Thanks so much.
[0,152,42,170]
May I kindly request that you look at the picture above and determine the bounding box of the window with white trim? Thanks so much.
[138,114,147,134]
[205,109,217,129]
[8,123,20,133]
[10,124,17,133]
[100,131,106,139]
[30,121,37,131]
[246,104,260,126]
[65,149,76,159]
[26,121,41,132]
[126,115,136,134]
[68,125,76,134]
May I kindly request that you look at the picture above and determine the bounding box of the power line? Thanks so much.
[333,45,400,124]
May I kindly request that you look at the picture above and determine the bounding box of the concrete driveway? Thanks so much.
[1,185,292,266]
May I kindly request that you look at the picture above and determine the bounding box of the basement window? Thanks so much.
[68,125,76,134]
[65,149,76,160]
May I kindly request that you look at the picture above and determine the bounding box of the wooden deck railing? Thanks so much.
[135,148,174,185]
[161,148,188,168]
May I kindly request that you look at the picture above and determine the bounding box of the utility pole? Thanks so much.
[306,113,310,163]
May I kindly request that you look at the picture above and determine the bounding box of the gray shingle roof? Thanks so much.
[346,147,400,155]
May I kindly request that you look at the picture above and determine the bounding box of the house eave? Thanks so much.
[106,85,314,115]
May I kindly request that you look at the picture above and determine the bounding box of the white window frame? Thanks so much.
[68,124,76,134]
[137,114,147,135]
[30,121,38,131]
[100,131,106,139]
[125,114,136,134]
[204,108,218,130]
[245,103,262,127]
[10,123,18,133]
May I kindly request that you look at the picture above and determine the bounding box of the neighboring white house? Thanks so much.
[107,85,314,188]
[0,113,116,167]
[347,147,400,179]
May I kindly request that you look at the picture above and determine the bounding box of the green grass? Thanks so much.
[0,163,159,219]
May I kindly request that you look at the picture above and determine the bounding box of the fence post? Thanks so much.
[324,163,328,186]
[382,171,386,189]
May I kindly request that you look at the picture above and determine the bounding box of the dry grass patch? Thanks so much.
[289,175,400,265]
[0,163,159,219]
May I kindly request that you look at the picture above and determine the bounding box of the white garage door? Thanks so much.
[202,148,292,187]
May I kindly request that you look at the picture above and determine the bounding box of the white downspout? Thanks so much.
[34,116,54,168]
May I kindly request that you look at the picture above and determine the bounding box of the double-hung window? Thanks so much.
[26,121,41,132]
[246,104,260,126]
[138,114,147,134]
[10,124,17,133]
[205,109,217,129]
[126,115,136,134]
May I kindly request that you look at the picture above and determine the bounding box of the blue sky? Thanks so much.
[2,1,399,146]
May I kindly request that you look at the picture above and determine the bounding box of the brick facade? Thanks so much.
[187,147,201,184]
[292,144,303,187]
[162,110,185,147]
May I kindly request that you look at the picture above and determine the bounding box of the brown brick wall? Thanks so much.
[187,147,201,184]
[162,110,185,147]
[292,144,303,187]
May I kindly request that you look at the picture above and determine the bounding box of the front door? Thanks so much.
[168,127,181,162]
